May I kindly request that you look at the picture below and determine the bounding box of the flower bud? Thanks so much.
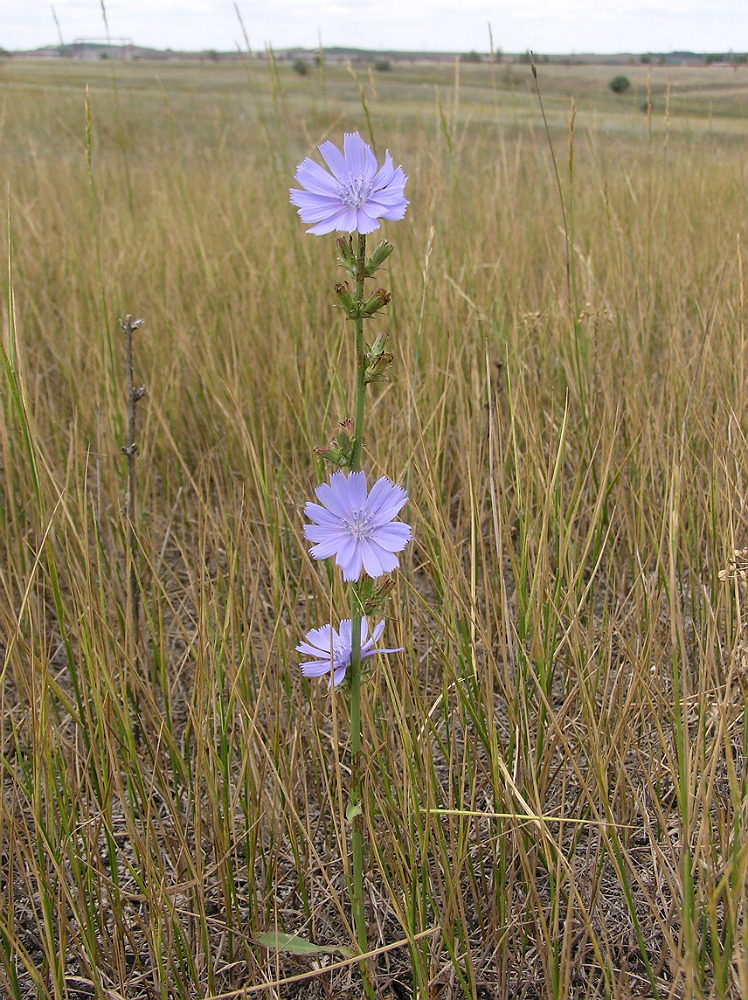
[364,240,394,277]
[315,417,357,468]
[361,287,391,317]
[336,235,358,278]
[369,332,389,360]
[364,332,393,383]
[363,578,396,615]
[336,235,354,259]
[364,353,394,384]
[334,281,359,318]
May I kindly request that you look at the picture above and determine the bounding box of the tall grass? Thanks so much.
[1,55,747,998]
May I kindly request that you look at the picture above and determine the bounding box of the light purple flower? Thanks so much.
[290,132,408,236]
[304,470,411,582]
[297,618,402,687]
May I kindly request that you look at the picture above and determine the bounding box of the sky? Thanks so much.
[1,1,745,55]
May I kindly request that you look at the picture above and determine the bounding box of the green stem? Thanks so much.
[351,233,367,474]
[348,233,375,998]
[349,605,369,980]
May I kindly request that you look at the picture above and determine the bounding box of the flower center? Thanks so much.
[337,173,373,210]
[332,638,347,662]
[344,508,375,541]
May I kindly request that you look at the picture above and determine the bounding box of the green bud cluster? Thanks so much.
[334,281,358,315]
[336,237,394,280]
[315,418,356,468]
[363,240,394,277]
[360,577,396,616]
[364,332,394,384]
[362,287,391,316]
[335,282,392,320]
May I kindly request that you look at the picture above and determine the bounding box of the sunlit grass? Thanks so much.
[0,54,747,998]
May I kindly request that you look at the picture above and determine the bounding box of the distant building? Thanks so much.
[72,38,134,61]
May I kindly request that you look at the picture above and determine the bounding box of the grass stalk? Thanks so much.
[120,314,145,666]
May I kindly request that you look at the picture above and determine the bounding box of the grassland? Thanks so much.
[1,54,748,998]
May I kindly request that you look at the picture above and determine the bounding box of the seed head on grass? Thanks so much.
[297,617,402,687]
[304,469,411,581]
[290,131,408,235]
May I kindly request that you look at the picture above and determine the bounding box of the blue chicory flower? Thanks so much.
[290,132,408,235]
[304,469,411,581]
[297,617,402,687]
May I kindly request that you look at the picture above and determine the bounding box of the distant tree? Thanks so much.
[519,50,532,64]
[293,58,308,76]
[609,74,631,94]
[463,51,482,63]
[373,59,391,72]
[640,54,650,64]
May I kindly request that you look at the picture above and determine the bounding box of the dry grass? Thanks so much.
[0,54,747,999]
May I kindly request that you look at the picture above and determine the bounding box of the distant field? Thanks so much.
[1,56,748,999]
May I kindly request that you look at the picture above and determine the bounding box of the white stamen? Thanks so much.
[338,173,373,210]
[344,509,375,540]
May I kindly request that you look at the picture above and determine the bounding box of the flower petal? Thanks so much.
[364,191,408,218]
[306,208,358,235]
[306,532,349,561]
[335,535,362,581]
[340,552,364,583]
[293,157,340,195]
[296,639,330,658]
[354,210,382,234]
[312,473,355,519]
[297,624,334,651]
[370,522,412,552]
[372,151,394,189]
[343,132,377,178]
[358,617,370,645]
[362,543,400,577]
[373,201,408,222]
[290,189,346,218]
[318,139,347,179]
[327,470,366,512]
[301,659,336,677]
[303,502,346,528]
[338,619,353,645]
[366,477,408,522]
[304,518,348,541]
[360,541,388,578]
